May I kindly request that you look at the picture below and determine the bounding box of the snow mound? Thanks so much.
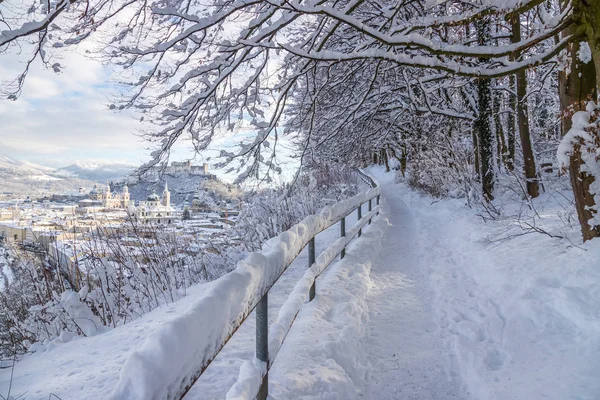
[267,215,389,399]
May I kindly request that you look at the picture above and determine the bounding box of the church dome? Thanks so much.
[147,191,160,201]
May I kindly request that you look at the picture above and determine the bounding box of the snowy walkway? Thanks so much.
[361,169,600,400]
[362,179,467,400]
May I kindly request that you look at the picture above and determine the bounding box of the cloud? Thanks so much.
[0,42,299,183]
[0,47,148,167]
[22,76,63,99]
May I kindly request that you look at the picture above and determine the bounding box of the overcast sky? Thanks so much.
[0,36,298,184]
[0,46,201,168]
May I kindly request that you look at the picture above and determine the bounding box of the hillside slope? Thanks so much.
[55,161,135,182]
[0,155,95,197]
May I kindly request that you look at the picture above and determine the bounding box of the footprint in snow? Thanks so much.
[484,348,507,371]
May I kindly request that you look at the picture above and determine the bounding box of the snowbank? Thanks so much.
[397,180,600,400]
[225,206,383,400]
[267,215,389,399]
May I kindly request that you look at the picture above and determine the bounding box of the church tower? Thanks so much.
[122,185,130,207]
[102,182,112,207]
[162,181,171,207]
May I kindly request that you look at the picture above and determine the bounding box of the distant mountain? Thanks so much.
[0,155,55,176]
[0,155,96,197]
[55,161,135,182]
[0,156,236,202]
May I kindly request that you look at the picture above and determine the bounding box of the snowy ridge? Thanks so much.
[55,161,135,182]
[111,183,380,399]
[0,153,97,196]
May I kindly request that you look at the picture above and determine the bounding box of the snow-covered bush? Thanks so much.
[79,225,210,327]
[0,224,209,357]
[0,242,84,358]
[234,165,365,248]
[405,120,478,201]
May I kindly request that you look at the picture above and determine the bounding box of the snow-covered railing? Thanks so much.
[110,171,380,400]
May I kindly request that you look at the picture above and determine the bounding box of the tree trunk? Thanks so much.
[476,19,494,201]
[585,0,600,87]
[506,75,516,171]
[400,143,407,177]
[381,148,390,172]
[472,130,480,176]
[559,1,600,241]
[493,88,507,171]
[511,15,539,198]
[476,79,494,201]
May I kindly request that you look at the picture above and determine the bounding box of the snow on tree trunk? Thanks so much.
[507,74,517,172]
[493,89,507,171]
[558,2,600,241]
[558,104,600,240]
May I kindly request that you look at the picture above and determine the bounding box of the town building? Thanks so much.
[0,205,20,221]
[132,182,178,224]
[0,223,31,242]
[83,183,132,210]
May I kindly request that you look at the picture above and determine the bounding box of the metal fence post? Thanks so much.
[358,203,362,237]
[256,293,269,400]
[308,237,316,301]
[340,216,346,259]
[377,194,380,215]
[368,199,372,225]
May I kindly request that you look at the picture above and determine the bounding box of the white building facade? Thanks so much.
[132,183,178,225]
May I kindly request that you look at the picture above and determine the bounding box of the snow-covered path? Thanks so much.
[362,179,467,400]
[360,169,600,400]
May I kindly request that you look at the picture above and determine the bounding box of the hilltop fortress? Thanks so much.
[166,161,215,178]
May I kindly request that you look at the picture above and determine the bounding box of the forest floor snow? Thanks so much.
[1,168,599,400]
